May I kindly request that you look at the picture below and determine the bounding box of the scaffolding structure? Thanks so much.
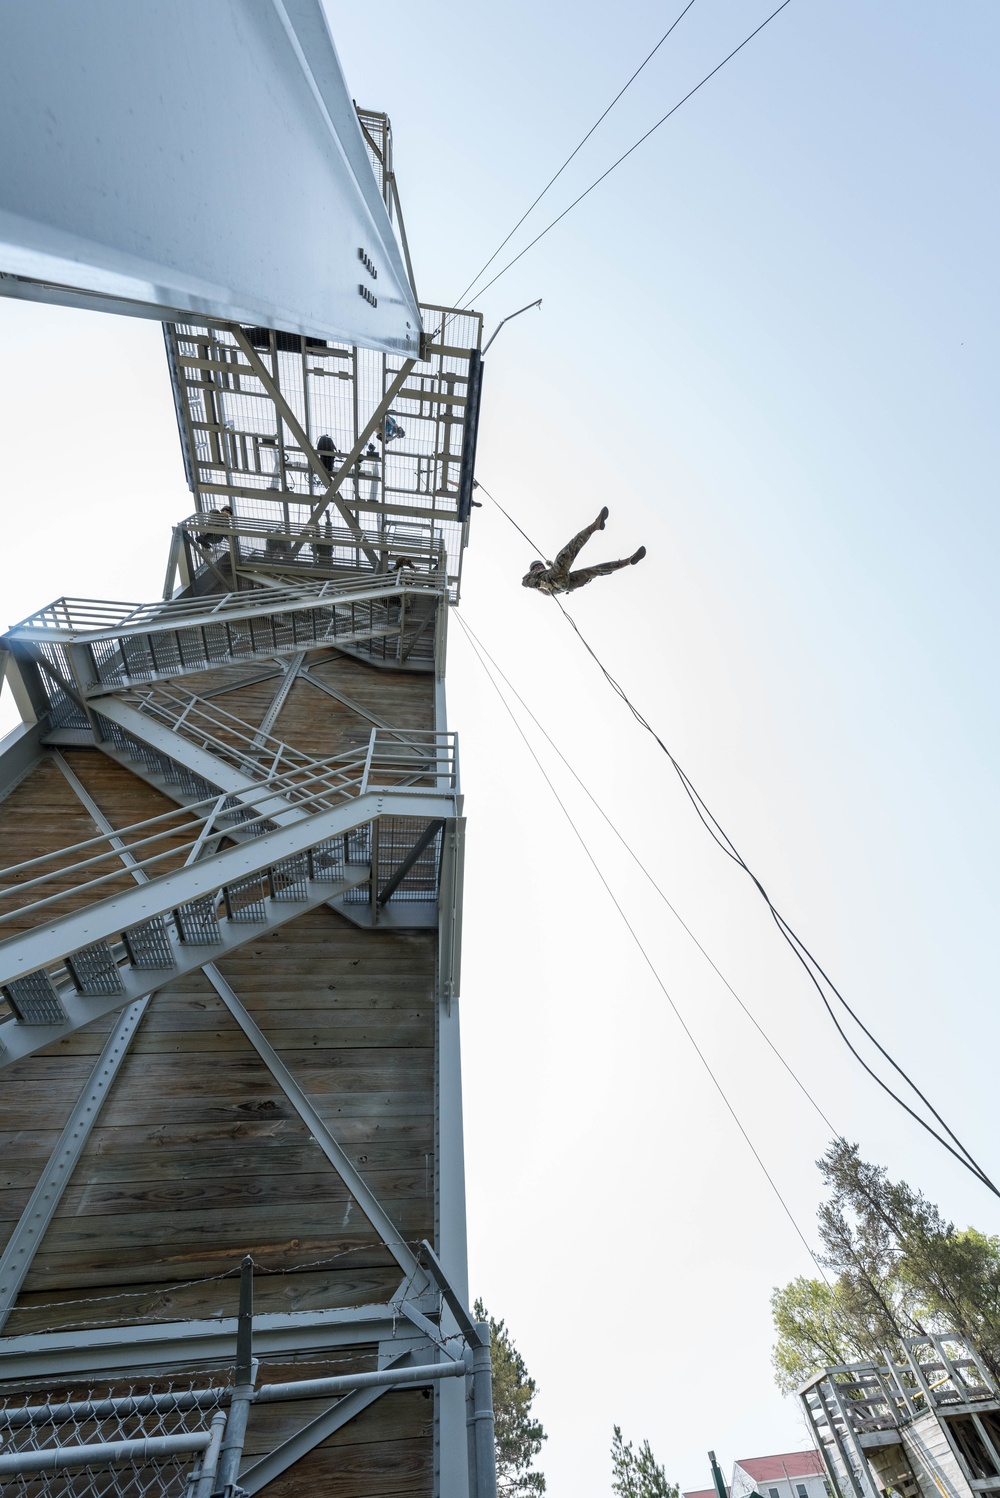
[801,1333,1000,1498]
[0,101,490,1498]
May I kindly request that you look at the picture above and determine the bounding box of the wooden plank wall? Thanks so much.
[901,1410,976,1498]
[0,650,439,1497]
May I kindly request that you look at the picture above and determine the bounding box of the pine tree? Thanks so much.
[474,1299,546,1496]
[771,1139,1000,1390]
[611,1424,678,1498]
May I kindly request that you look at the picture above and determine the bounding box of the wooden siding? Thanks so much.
[0,751,201,938]
[0,659,441,1494]
[902,1410,975,1498]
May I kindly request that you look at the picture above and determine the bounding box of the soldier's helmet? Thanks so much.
[529,560,545,571]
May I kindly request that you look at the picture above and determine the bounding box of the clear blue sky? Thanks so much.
[1,2,998,1492]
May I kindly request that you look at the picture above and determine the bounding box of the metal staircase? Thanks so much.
[3,572,444,702]
[0,756,458,1067]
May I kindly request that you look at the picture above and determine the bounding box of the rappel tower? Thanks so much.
[0,29,490,1497]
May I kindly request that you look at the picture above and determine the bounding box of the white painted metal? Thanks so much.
[0,864,371,1071]
[0,1,421,352]
[0,719,44,803]
[0,999,150,1330]
[95,696,305,827]
[438,819,467,1003]
[0,1432,212,1477]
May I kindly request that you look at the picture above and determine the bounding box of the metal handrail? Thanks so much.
[184,511,446,559]
[11,571,446,638]
[121,687,457,794]
[0,729,457,927]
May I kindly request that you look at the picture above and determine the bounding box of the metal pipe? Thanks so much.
[193,1409,228,1498]
[481,299,542,356]
[216,1255,255,1490]
[0,1432,212,1476]
[255,1359,465,1403]
[472,1321,498,1498]
[0,1387,225,1428]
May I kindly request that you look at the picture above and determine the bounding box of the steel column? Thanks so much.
[216,1255,255,1490]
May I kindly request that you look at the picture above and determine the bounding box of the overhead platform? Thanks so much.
[164,302,483,601]
[0,1,421,353]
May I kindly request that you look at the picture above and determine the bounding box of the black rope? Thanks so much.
[464,0,796,306]
[481,480,999,1199]
[455,0,700,308]
[553,598,999,1198]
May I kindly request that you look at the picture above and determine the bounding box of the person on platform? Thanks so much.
[317,434,340,474]
[521,507,645,595]
[194,505,232,548]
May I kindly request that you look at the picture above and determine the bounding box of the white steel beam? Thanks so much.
[0,998,151,1331]
[0,2,421,352]
[0,720,45,804]
[437,818,466,1005]
[253,653,306,743]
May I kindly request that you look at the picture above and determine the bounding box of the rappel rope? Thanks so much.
[480,483,1000,1201]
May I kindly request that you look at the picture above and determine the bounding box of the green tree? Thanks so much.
[770,1275,884,1394]
[474,1299,546,1497]
[611,1425,678,1498]
[770,1139,1000,1390]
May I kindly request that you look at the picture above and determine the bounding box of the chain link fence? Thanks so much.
[0,1374,230,1497]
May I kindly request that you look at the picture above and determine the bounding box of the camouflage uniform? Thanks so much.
[521,515,634,595]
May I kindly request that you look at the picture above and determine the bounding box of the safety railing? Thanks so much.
[183,510,447,575]
[0,727,456,934]
[116,683,363,801]
[799,1332,1000,1447]
[112,686,458,796]
[10,572,445,639]
[165,306,482,597]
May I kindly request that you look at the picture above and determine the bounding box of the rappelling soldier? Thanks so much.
[521,507,645,595]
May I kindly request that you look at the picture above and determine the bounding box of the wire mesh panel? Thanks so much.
[65,942,125,997]
[121,916,175,971]
[308,839,347,882]
[2,972,67,1024]
[377,818,443,903]
[0,1375,228,1498]
[223,874,269,923]
[30,644,91,730]
[269,853,309,901]
[173,896,221,944]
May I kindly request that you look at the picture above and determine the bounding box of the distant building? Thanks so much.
[731,1451,830,1498]
[684,1449,827,1498]
[799,1331,1000,1498]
